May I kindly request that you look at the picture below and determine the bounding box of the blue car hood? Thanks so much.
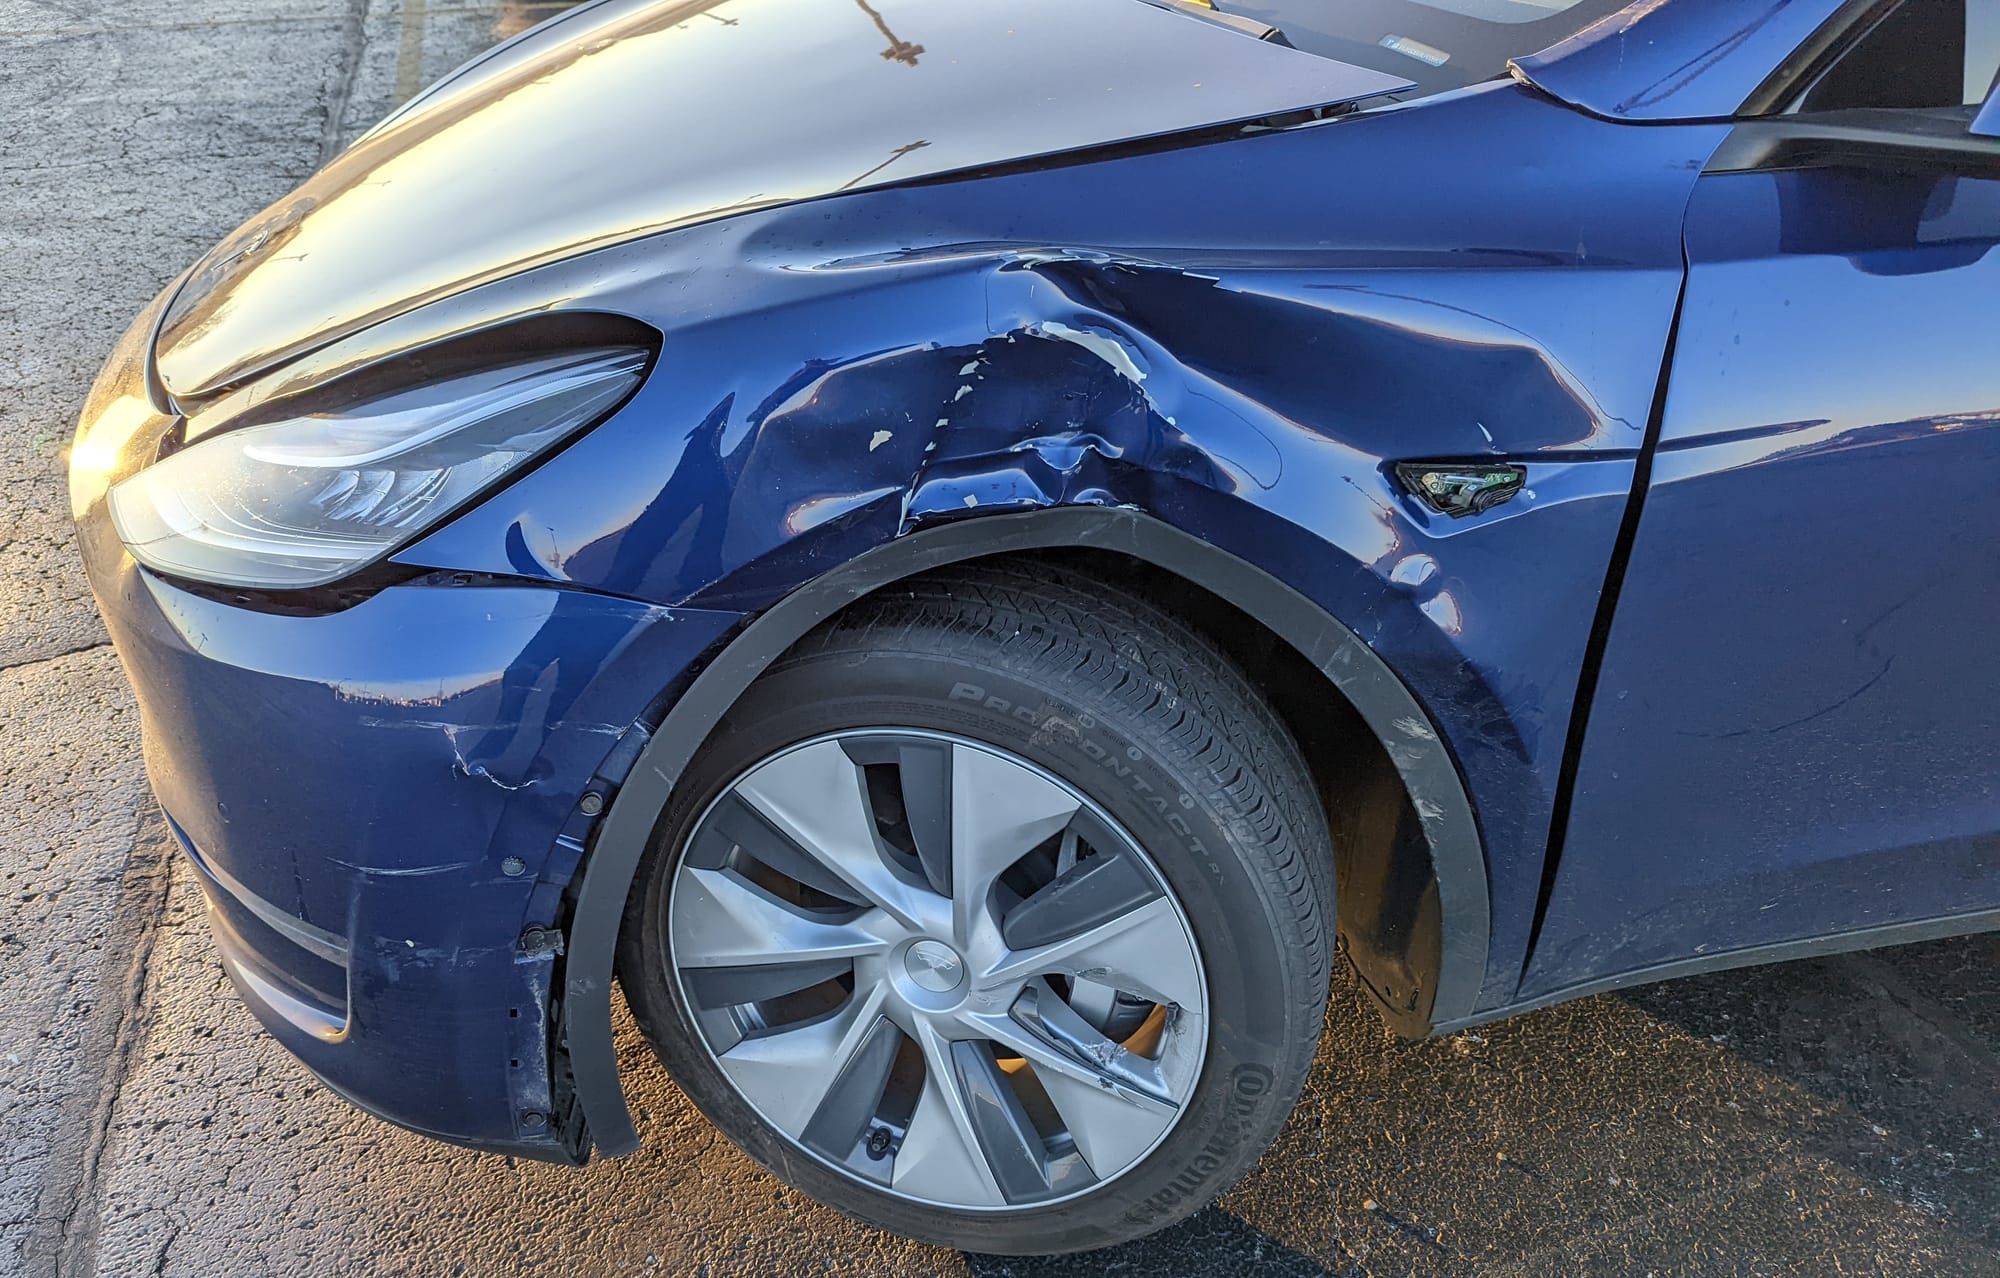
[153,0,1409,399]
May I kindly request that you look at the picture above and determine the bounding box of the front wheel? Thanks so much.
[618,562,1334,1254]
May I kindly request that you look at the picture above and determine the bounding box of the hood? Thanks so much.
[154,0,1409,399]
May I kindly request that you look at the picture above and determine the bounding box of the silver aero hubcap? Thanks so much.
[667,730,1209,1211]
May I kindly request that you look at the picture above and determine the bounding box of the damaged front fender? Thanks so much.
[368,78,1724,1152]
[405,234,1656,1155]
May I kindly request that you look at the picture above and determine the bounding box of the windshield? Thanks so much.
[1212,0,1632,97]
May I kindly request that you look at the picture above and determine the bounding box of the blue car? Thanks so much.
[69,0,2000,1253]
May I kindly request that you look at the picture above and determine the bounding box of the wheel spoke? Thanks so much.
[841,736,955,897]
[736,740,928,929]
[799,1016,906,1166]
[949,1039,1063,1204]
[686,792,859,905]
[963,984,1177,1116]
[672,866,890,973]
[949,745,1079,946]
[891,1020,1010,1206]
[908,1020,1058,1204]
[1000,835,1162,951]
[958,985,1181,1178]
[681,956,853,1011]
[1031,1064,1178,1178]
[979,894,1203,1010]
[896,1032,1008,1200]
[714,983,889,1138]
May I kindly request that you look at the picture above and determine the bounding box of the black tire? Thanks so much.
[618,559,1334,1254]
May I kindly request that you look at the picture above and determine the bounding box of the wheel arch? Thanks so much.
[564,506,1489,1157]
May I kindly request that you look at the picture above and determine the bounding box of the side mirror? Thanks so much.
[1709,109,2000,178]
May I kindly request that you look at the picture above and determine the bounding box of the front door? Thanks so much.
[1527,0,2000,995]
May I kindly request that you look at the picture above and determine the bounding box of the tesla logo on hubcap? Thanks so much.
[904,940,965,993]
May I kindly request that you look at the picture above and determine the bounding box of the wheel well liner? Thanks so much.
[565,506,1488,1156]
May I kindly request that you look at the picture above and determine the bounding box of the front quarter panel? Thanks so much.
[400,83,1729,1010]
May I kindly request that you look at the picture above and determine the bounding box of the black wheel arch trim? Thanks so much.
[564,506,1491,1157]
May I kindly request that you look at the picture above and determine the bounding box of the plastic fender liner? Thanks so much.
[564,506,1488,1156]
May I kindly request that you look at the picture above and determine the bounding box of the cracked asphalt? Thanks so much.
[2,1,1997,1274]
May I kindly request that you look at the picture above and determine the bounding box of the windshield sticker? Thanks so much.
[1380,34,1452,67]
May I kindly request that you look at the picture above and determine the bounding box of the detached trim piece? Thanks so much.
[565,507,1490,1157]
[1510,0,1850,123]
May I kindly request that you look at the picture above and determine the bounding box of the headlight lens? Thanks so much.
[107,346,646,589]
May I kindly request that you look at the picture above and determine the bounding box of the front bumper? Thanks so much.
[77,512,739,1157]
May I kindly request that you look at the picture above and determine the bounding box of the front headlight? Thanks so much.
[108,346,647,589]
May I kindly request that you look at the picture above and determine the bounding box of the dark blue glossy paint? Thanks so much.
[81,510,740,1145]
[1535,160,2000,993]
[69,0,2000,1161]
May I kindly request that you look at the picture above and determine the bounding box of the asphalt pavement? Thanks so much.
[2,0,1996,1273]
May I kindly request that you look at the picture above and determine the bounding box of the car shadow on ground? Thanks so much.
[966,1206,1331,1277]
[1626,938,2000,1255]
[963,935,2000,1277]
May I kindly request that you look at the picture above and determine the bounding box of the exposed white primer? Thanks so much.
[1035,321,1146,383]
[868,430,893,452]
[962,494,980,508]
[952,384,974,402]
